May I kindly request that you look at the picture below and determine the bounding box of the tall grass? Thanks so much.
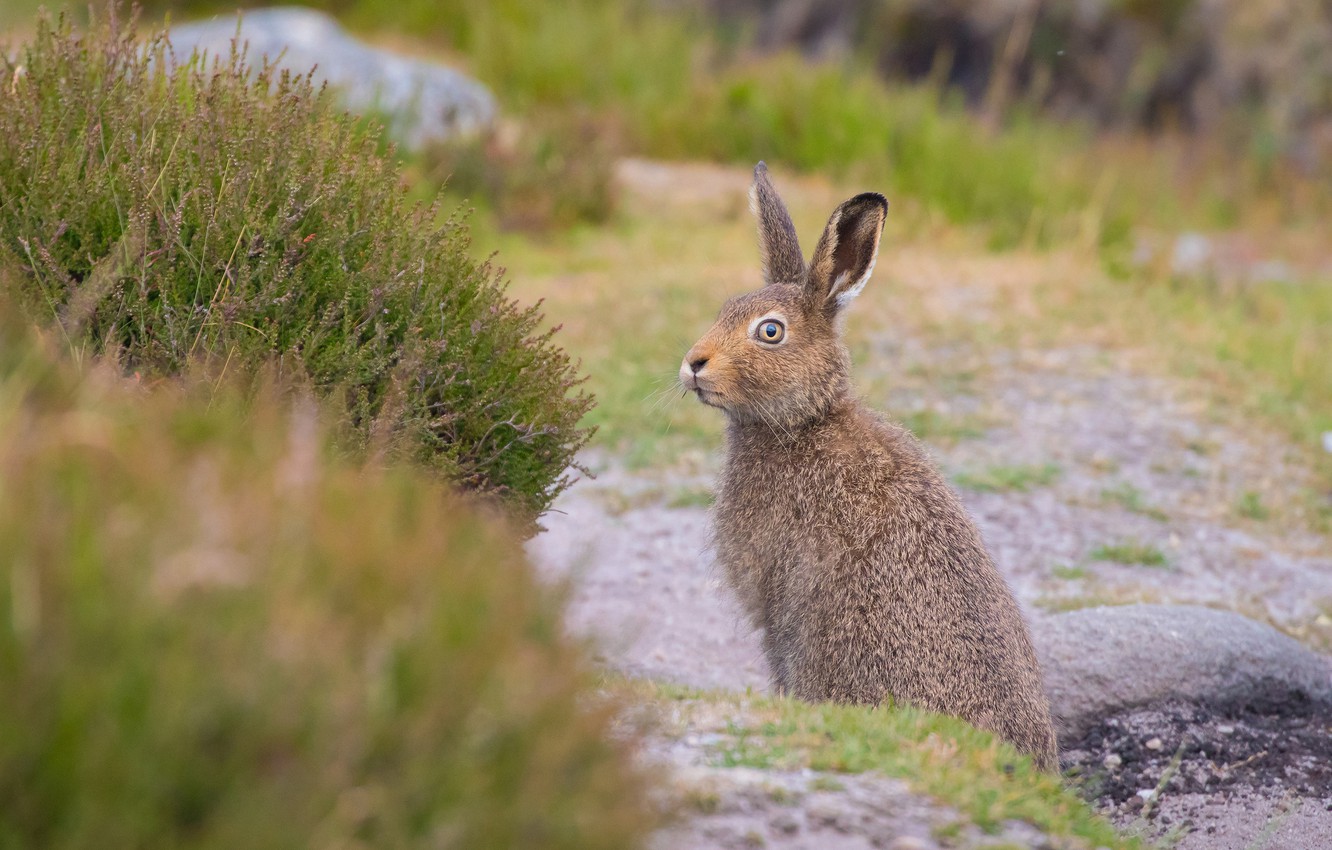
[0,312,656,849]
[411,1,1310,249]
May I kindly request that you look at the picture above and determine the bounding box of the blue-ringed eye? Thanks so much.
[756,319,785,344]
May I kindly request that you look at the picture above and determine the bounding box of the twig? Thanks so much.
[1141,738,1188,820]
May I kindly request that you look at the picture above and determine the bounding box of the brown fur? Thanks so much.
[680,163,1058,770]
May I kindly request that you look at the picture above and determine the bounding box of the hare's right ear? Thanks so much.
[749,162,805,286]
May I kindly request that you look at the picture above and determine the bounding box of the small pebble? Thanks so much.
[1137,789,1155,801]
[1217,724,1235,735]
[1145,737,1163,751]
[888,837,933,850]
[1103,753,1123,769]
[769,813,799,835]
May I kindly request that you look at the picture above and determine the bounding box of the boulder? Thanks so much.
[167,6,495,147]
[1031,604,1332,740]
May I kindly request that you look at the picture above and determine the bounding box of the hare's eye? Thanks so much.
[755,320,785,344]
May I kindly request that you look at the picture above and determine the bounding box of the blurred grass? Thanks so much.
[1049,263,1332,509]
[107,0,1320,248]
[0,0,47,30]
[0,313,656,849]
[953,463,1062,494]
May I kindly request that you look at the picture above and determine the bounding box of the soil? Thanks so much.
[1061,693,1332,849]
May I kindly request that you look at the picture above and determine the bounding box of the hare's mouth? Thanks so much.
[693,387,727,410]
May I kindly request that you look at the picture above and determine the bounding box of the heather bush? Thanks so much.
[0,312,654,849]
[0,9,591,524]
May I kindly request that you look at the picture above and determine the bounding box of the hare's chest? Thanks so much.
[714,456,833,572]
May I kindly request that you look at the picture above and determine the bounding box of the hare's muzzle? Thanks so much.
[679,342,712,392]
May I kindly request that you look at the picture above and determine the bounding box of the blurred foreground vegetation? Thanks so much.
[0,313,654,849]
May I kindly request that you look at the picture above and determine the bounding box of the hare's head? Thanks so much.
[680,163,887,429]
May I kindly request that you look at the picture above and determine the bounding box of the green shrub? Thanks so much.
[0,9,591,525]
[0,313,654,849]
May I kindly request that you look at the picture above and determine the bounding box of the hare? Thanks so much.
[679,163,1057,770]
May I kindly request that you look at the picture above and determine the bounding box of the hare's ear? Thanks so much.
[749,162,805,286]
[806,192,888,314]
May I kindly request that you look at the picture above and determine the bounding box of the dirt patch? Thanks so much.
[1062,693,1332,849]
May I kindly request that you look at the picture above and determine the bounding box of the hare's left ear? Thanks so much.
[805,192,888,315]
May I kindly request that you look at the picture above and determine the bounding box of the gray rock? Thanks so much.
[167,6,495,147]
[1031,604,1332,740]
[1170,231,1212,276]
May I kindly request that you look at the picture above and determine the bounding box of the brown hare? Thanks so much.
[679,163,1057,770]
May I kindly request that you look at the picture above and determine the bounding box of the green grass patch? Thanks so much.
[1089,541,1170,568]
[898,408,987,443]
[1050,564,1089,581]
[954,463,1061,493]
[1236,490,1271,521]
[1035,595,1130,614]
[622,682,1137,848]
[667,486,715,509]
[1099,482,1169,521]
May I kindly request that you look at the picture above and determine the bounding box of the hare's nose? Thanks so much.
[682,343,712,379]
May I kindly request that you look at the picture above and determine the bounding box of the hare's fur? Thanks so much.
[680,164,1057,770]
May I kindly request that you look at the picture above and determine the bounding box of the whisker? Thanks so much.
[759,399,795,443]
[645,383,684,414]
